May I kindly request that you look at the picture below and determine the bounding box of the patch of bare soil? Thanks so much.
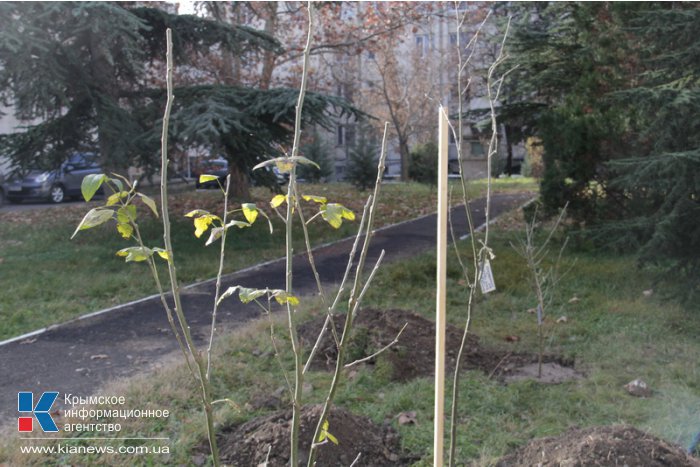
[298,308,576,383]
[496,425,700,467]
[503,362,583,384]
[214,404,409,466]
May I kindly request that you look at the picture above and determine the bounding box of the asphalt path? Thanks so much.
[0,192,533,426]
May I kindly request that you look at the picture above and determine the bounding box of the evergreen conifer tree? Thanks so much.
[0,2,360,197]
[299,130,333,182]
[503,2,699,297]
[345,128,378,191]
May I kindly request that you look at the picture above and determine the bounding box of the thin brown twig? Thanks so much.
[345,322,408,369]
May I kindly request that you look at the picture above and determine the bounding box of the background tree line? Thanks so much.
[0,2,361,198]
[501,2,699,297]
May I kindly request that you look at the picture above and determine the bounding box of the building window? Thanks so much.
[337,125,344,146]
[337,123,357,147]
[415,34,430,57]
[336,83,354,102]
[345,124,356,147]
[343,84,354,103]
[470,141,486,158]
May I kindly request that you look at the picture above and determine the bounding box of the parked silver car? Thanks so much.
[6,153,102,204]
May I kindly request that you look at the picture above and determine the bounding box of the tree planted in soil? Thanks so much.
[72,4,399,466]
[443,6,513,466]
[511,204,570,378]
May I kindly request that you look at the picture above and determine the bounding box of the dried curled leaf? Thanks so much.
[115,246,153,262]
[185,209,211,218]
[302,194,327,204]
[238,287,268,303]
[205,227,223,246]
[254,156,320,174]
[217,286,299,307]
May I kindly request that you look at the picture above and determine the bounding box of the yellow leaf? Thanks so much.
[156,250,170,261]
[326,432,339,445]
[302,194,327,204]
[106,191,128,206]
[275,160,294,173]
[115,247,152,262]
[117,222,133,239]
[199,174,220,183]
[287,295,300,306]
[241,203,259,224]
[321,204,343,229]
[270,194,286,208]
[319,420,338,445]
[185,209,210,218]
[341,207,355,221]
[273,291,300,306]
[194,216,214,238]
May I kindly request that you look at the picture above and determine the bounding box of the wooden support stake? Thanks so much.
[434,106,449,467]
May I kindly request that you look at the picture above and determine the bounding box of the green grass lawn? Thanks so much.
[3,205,698,466]
[0,179,537,340]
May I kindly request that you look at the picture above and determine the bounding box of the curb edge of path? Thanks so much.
[0,193,537,348]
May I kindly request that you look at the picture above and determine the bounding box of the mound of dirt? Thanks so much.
[298,308,575,382]
[496,425,700,467]
[215,404,408,466]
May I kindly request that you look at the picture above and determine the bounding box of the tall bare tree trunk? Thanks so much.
[505,125,514,176]
[209,2,236,84]
[399,137,410,181]
[260,3,278,89]
[89,33,119,173]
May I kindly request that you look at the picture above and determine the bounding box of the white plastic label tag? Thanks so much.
[479,259,496,294]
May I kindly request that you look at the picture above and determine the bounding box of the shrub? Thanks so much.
[345,131,378,191]
[299,130,333,182]
[522,136,544,178]
[491,150,508,178]
[409,141,438,186]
